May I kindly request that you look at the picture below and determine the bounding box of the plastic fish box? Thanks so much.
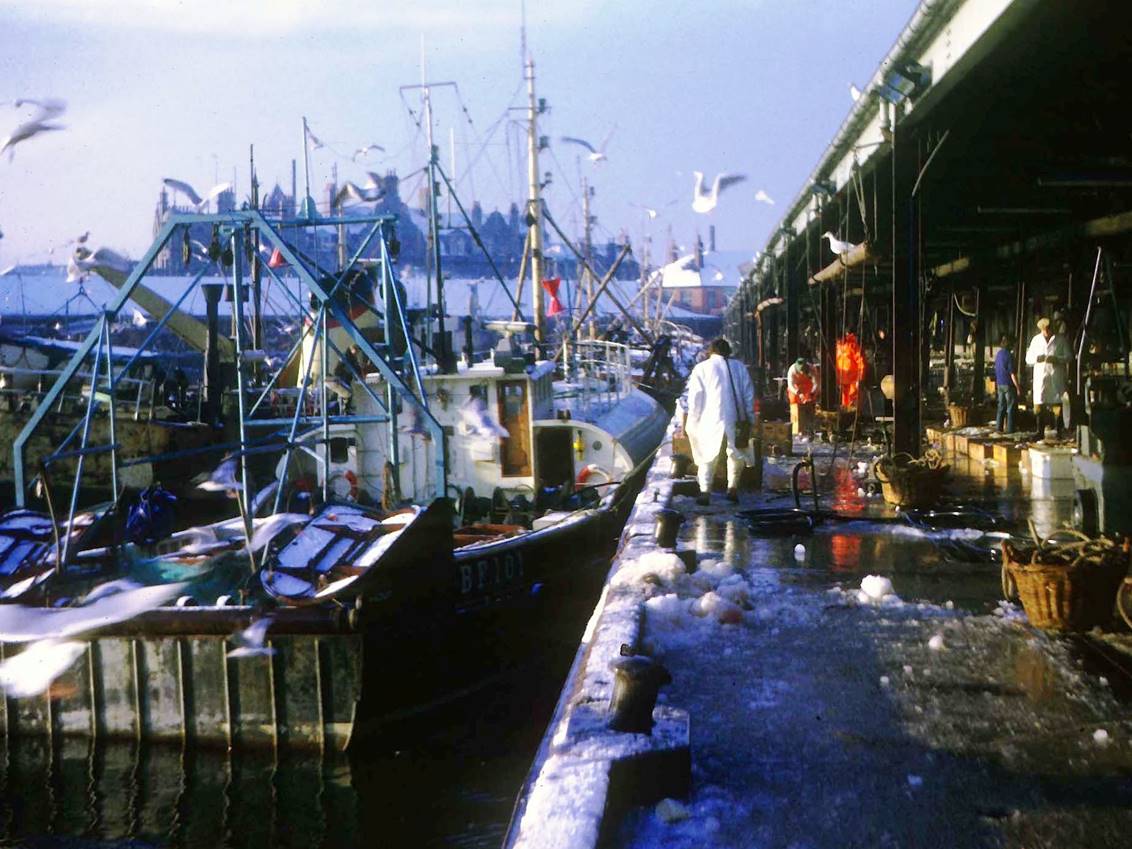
[1028,444,1075,480]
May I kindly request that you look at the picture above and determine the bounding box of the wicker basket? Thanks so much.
[1002,539,1128,631]
[947,403,984,428]
[873,453,949,508]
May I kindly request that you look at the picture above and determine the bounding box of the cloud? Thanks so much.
[0,0,596,38]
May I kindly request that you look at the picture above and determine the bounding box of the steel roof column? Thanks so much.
[786,256,800,367]
[971,284,986,404]
[892,134,922,457]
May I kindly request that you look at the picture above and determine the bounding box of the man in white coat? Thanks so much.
[1025,317,1071,435]
[683,338,755,505]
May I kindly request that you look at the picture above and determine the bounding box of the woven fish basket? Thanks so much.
[1002,539,1127,631]
[873,451,949,508]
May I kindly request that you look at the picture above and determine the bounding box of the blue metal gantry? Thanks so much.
[12,210,447,532]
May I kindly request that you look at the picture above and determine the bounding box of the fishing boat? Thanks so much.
[0,60,678,750]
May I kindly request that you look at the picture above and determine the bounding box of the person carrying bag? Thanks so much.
[684,338,755,505]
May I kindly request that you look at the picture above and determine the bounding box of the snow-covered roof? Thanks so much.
[654,249,753,290]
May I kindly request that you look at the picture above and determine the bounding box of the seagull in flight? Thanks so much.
[333,181,385,209]
[560,125,616,163]
[67,244,133,282]
[227,616,276,659]
[352,143,385,161]
[1,98,66,162]
[754,189,775,206]
[691,171,747,214]
[162,178,232,211]
[631,199,677,220]
[822,231,860,255]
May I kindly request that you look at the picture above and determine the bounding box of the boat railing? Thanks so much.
[566,340,633,417]
[0,365,158,421]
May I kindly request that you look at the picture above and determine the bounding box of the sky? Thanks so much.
[0,0,920,267]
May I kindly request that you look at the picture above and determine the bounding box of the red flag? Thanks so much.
[541,277,564,317]
[267,248,288,269]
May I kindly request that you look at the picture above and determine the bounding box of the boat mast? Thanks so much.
[526,57,545,346]
[300,116,317,220]
[582,175,595,339]
[420,61,452,372]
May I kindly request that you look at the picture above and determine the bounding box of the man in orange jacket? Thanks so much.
[786,357,815,437]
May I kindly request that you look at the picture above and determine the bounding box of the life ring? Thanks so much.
[328,469,359,501]
[576,464,613,487]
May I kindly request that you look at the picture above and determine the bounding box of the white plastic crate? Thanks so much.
[1028,444,1075,480]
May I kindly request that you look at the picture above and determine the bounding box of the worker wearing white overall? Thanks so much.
[684,338,755,505]
[1025,317,1071,435]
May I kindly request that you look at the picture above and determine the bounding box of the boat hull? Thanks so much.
[0,456,650,750]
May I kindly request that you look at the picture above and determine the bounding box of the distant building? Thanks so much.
[651,230,749,317]
[150,171,640,282]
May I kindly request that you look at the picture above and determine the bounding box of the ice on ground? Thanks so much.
[690,591,743,624]
[612,551,687,590]
[928,634,945,651]
[857,574,899,606]
[655,798,689,823]
[1094,728,1110,745]
[907,774,924,787]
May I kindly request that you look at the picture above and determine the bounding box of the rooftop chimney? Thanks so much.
[709,225,716,253]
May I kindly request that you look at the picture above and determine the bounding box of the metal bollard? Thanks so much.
[654,508,683,548]
[671,453,692,478]
[608,653,672,734]
[676,548,697,573]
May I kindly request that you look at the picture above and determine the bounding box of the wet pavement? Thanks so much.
[612,443,1132,848]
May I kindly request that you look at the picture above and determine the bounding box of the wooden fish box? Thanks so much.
[924,426,942,447]
[954,433,970,456]
[942,431,957,455]
[968,439,995,462]
[993,442,1023,468]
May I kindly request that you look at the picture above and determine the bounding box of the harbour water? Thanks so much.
[0,616,582,848]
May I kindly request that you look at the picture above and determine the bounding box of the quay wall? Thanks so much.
[504,416,689,849]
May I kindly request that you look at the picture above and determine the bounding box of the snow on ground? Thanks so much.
[612,484,1132,848]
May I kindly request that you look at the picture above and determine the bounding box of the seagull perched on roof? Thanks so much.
[691,171,747,214]
[162,178,232,211]
[560,126,616,163]
[754,189,775,206]
[822,231,860,256]
[849,83,863,102]
[352,143,385,161]
[1,98,66,162]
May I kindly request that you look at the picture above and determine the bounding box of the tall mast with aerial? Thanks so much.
[525,56,546,346]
